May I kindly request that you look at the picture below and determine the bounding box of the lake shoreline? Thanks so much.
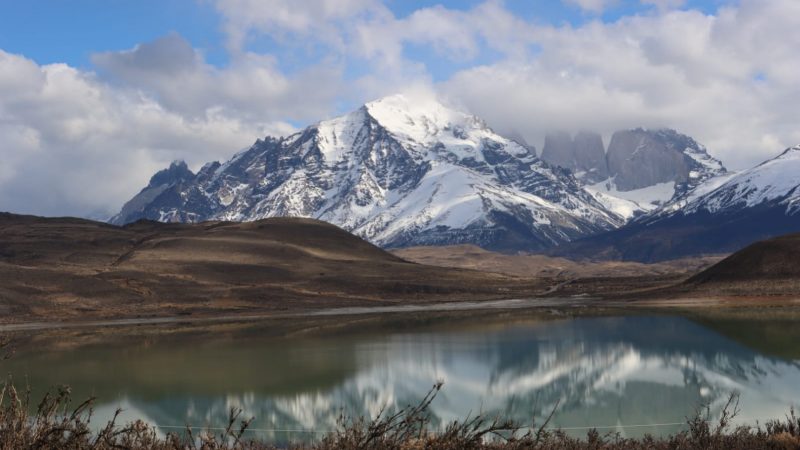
[3,294,799,333]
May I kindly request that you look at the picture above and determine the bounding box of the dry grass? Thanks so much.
[392,245,723,279]
[0,214,547,324]
[0,372,798,450]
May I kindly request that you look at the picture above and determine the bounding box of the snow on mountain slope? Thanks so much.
[685,145,800,214]
[647,145,800,220]
[554,145,800,262]
[649,171,738,217]
[585,179,676,220]
[111,94,623,251]
[365,95,494,151]
[684,145,726,179]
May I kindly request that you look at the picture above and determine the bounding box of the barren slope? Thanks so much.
[393,245,722,278]
[683,233,800,296]
[0,213,544,323]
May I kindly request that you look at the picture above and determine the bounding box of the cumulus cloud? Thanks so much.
[210,0,536,108]
[352,2,534,68]
[214,0,384,53]
[209,0,800,170]
[564,0,686,14]
[0,30,350,218]
[0,50,296,218]
[441,0,800,169]
[92,33,342,123]
[1,0,799,218]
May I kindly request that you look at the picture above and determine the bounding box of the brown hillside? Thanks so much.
[0,213,544,323]
[685,233,800,295]
[393,244,721,278]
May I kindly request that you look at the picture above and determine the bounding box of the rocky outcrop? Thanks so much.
[606,129,725,193]
[112,161,197,224]
[540,131,607,184]
[540,128,727,221]
[541,132,573,169]
[573,131,608,182]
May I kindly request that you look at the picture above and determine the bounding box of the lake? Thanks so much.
[2,311,799,444]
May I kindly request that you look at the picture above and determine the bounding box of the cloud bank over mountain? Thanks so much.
[0,0,798,217]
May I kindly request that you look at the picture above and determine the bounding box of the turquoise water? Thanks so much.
[3,314,799,444]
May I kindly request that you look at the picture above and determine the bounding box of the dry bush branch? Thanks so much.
[0,379,797,449]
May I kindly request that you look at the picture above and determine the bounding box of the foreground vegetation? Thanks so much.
[0,379,799,450]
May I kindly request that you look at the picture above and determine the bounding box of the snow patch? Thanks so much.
[685,146,800,214]
[585,178,675,220]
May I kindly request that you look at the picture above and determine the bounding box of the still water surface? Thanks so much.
[4,314,800,443]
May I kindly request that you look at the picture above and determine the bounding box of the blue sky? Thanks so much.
[0,0,728,80]
[3,0,799,218]
[0,1,226,68]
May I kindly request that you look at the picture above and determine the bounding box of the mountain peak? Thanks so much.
[148,160,194,188]
[365,93,452,117]
[778,144,800,158]
[363,93,486,144]
[112,93,621,249]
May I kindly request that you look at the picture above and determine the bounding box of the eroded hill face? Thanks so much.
[0,214,544,323]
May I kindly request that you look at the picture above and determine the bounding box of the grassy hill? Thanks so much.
[0,213,543,323]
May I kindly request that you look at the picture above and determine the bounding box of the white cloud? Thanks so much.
[214,0,384,53]
[641,0,687,12]
[91,33,342,124]
[440,0,800,170]
[352,2,535,68]
[214,0,535,79]
[1,0,799,218]
[0,29,354,218]
[0,50,296,218]
[562,0,619,14]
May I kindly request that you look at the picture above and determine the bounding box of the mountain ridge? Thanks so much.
[541,128,729,220]
[112,94,622,252]
[113,93,797,260]
[555,145,800,262]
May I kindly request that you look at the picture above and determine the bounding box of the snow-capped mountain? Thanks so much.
[556,145,800,262]
[664,145,800,218]
[634,144,800,227]
[541,128,728,220]
[111,94,622,251]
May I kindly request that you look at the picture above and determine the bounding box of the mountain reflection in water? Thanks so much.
[5,315,800,443]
